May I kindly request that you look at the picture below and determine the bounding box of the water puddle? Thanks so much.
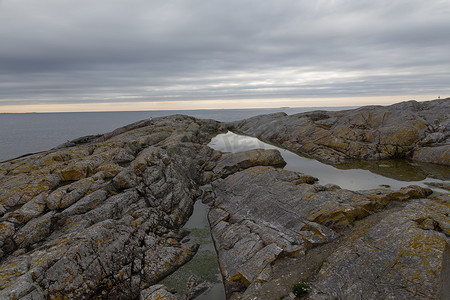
[161,131,448,299]
[160,200,225,299]
[209,131,450,192]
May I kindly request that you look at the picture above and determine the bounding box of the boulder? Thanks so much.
[212,148,286,178]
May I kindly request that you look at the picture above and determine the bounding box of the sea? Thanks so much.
[1,106,448,300]
[0,107,355,162]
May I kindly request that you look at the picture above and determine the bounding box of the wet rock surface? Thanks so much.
[228,98,450,165]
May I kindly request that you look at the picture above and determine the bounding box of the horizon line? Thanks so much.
[0,95,445,113]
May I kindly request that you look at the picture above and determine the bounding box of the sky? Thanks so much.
[0,0,449,112]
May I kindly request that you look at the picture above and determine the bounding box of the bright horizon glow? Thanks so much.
[0,94,443,113]
[1,1,449,113]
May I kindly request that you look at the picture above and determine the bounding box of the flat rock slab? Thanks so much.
[212,149,286,179]
[306,196,449,300]
[208,166,448,299]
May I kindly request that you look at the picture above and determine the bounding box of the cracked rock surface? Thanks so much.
[207,166,449,299]
[228,98,449,165]
[0,115,227,299]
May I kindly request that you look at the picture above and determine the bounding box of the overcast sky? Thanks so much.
[1,0,449,112]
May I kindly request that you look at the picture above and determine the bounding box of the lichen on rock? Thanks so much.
[0,99,448,300]
[206,166,448,299]
[228,99,449,165]
[0,115,226,299]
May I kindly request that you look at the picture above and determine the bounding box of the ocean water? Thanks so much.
[0,107,354,162]
[1,107,448,299]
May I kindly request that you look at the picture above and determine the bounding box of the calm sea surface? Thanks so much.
[0,107,354,162]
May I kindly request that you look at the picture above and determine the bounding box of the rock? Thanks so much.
[438,242,450,300]
[0,101,448,299]
[140,284,180,300]
[413,145,450,166]
[141,242,200,286]
[207,166,449,299]
[0,115,226,299]
[228,99,450,165]
[426,182,450,191]
[0,204,6,216]
[213,148,286,178]
[307,197,449,300]
[186,275,212,300]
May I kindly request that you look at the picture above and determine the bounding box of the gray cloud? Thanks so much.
[0,0,449,107]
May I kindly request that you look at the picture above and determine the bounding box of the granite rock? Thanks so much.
[228,99,450,165]
[185,274,212,300]
[140,284,180,300]
[207,166,447,299]
[212,148,286,179]
[0,114,291,299]
[0,115,224,299]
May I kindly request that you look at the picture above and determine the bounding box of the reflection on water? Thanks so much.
[160,201,226,300]
[209,132,450,191]
[333,159,450,182]
[163,132,448,299]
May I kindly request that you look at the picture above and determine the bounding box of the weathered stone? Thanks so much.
[186,274,212,300]
[0,115,225,299]
[208,166,449,299]
[140,284,180,300]
[438,242,450,300]
[9,192,47,224]
[413,145,450,166]
[213,149,286,178]
[228,99,450,165]
[232,243,282,285]
[0,101,448,299]
[13,211,56,249]
[142,242,200,286]
[307,198,449,300]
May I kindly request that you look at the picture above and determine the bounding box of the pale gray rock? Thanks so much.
[140,284,180,300]
[213,149,286,178]
[0,204,6,216]
[186,274,212,300]
[1,103,448,299]
[307,197,449,300]
[208,166,446,299]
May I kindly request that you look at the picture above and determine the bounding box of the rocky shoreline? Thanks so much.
[0,99,449,299]
[227,99,449,165]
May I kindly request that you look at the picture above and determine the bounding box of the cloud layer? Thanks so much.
[1,0,449,107]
